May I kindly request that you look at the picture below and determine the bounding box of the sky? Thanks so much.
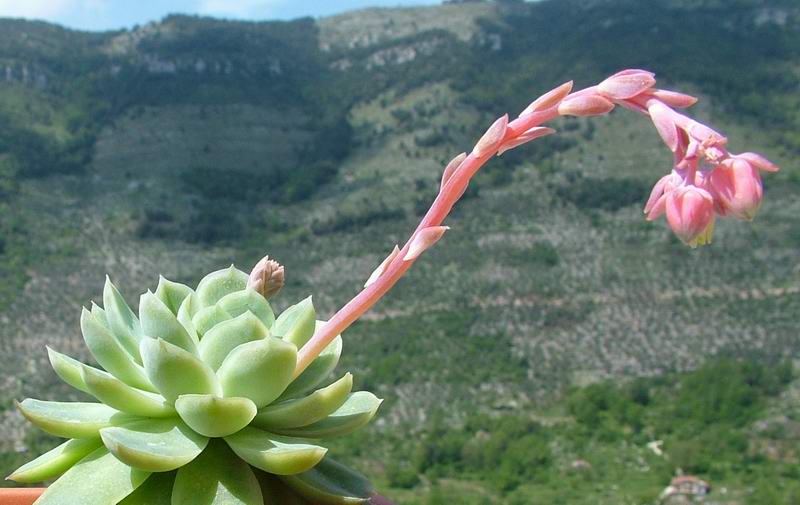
[0,0,442,31]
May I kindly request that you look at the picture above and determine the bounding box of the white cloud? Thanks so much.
[196,0,284,19]
[0,0,71,18]
[0,0,109,21]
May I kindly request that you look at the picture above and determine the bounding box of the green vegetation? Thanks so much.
[357,359,800,504]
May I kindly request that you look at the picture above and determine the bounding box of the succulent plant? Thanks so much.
[10,265,381,505]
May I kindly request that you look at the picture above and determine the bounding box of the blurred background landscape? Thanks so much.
[1,0,799,503]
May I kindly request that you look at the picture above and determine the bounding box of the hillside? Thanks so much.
[1,0,799,502]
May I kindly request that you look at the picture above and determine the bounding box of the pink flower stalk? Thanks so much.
[284,69,779,376]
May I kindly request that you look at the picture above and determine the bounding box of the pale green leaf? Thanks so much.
[34,446,150,505]
[280,457,373,505]
[103,277,143,363]
[225,427,326,475]
[177,292,200,341]
[217,288,275,328]
[217,337,297,408]
[140,337,221,403]
[172,440,263,505]
[195,265,248,308]
[100,418,208,472]
[47,347,90,394]
[139,291,198,354]
[278,334,342,401]
[270,392,382,439]
[174,394,256,438]
[90,303,109,328]
[80,308,153,391]
[253,373,353,430]
[272,297,316,348]
[198,312,269,371]
[192,304,233,337]
[7,437,102,483]
[81,365,175,417]
[154,276,193,314]
[17,399,123,439]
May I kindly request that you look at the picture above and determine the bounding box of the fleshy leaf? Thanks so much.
[100,418,208,472]
[154,276,193,315]
[80,307,153,391]
[140,337,221,403]
[278,333,342,401]
[47,347,90,394]
[7,437,102,483]
[217,288,276,328]
[198,312,269,371]
[175,394,257,438]
[280,457,373,505]
[253,373,353,430]
[177,292,200,342]
[270,392,382,439]
[192,304,233,337]
[217,337,297,408]
[17,399,122,439]
[272,296,316,348]
[140,291,198,354]
[172,439,263,505]
[118,471,175,505]
[81,365,175,417]
[225,428,327,475]
[195,265,248,308]
[103,277,143,363]
[90,303,109,328]
[34,447,150,505]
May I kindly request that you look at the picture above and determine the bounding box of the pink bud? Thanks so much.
[441,152,467,190]
[520,81,574,116]
[735,152,779,173]
[558,95,614,117]
[609,68,656,79]
[647,101,680,152]
[473,115,508,157]
[644,172,680,220]
[666,186,716,248]
[687,120,727,145]
[598,71,656,100]
[364,245,401,288]
[404,226,449,261]
[497,127,555,155]
[708,159,763,221]
[247,256,285,299]
[650,89,698,108]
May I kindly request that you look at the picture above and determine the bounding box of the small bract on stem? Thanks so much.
[290,69,779,377]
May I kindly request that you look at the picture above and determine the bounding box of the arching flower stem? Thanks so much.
[291,71,778,377]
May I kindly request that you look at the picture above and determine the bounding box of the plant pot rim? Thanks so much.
[0,488,45,505]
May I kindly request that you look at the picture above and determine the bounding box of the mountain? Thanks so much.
[1,0,799,502]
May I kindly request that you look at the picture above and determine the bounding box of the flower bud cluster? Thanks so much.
[591,70,779,247]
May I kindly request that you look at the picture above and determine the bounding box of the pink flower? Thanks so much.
[708,158,763,220]
[644,172,681,221]
[666,185,716,248]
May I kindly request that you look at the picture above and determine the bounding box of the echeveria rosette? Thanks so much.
[10,265,381,505]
